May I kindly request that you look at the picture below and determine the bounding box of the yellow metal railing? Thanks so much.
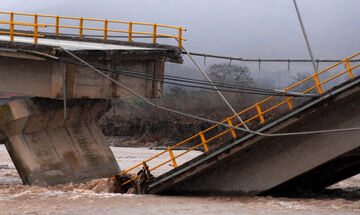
[113,51,360,185]
[0,11,186,47]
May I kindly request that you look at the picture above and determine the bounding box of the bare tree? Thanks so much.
[208,63,252,86]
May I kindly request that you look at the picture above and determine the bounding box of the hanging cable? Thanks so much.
[183,51,360,63]
[2,46,318,98]
[56,57,317,98]
[62,48,360,137]
[288,59,291,71]
[258,60,261,72]
[21,50,319,98]
[181,43,250,130]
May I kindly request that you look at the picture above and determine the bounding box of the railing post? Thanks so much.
[142,161,146,169]
[168,148,178,168]
[128,22,133,42]
[152,24,157,44]
[34,14,38,44]
[313,74,323,94]
[55,16,60,35]
[199,132,209,152]
[345,60,354,79]
[10,12,14,42]
[286,96,293,109]
[226,118,237,138]
[141,161,150,181]
[284,89,293,109]
[178,28,182,47]
[255,103,265,124]
[79,18,83,38]
[104,19,108,40]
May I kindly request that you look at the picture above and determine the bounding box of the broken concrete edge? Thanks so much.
[0,27,182,51]
[0,28,183,63]
[42,32,183,53]
[0,40,182,64]
[147,76,360,195]
[0,96,30,105]
[261,148,360,197]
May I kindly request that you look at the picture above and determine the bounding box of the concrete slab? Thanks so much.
[0,35,157,51]
[150,77,360,195]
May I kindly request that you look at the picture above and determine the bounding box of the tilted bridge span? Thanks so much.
[117,51,360,196]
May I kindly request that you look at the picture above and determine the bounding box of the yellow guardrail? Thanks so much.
[112,51,360,185]
[0,11,186,47]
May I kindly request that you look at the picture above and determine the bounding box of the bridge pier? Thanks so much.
[0,97,120,186]
[0,39,182,186]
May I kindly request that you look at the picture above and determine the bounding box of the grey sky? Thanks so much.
[1,0,359,59]
[1,0,360,88]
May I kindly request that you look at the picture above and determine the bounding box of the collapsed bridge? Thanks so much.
[1,11,360,196]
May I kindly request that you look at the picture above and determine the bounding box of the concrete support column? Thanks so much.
[0,97,120,186]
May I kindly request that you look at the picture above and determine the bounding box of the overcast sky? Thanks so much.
[1,0,359,87]
[1,0,359,59]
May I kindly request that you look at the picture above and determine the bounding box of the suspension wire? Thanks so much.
[62,48,360,137]
[184,51,360,63]
[2,46,317,97]
[293,0,318,75]
[58,58,254,90]
[123,72,312,97]
[58,58,316,97]
[181,43,250,130]
[103,67,316,97]
[105,71,298,96]
[111,70,288,95]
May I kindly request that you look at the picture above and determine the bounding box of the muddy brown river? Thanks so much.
[0,145,359,215]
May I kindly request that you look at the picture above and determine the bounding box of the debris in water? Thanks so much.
[111,163,155,194]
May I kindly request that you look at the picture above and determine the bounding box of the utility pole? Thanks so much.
[292,0,318,74]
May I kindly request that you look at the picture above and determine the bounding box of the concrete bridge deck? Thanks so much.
[149,76,360,195]
[0,35,157,51]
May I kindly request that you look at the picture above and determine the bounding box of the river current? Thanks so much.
[0,145,359,215]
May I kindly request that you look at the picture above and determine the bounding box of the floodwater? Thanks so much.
[0,145,359,215]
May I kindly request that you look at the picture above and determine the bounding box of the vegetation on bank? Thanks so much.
[100,63,309,148]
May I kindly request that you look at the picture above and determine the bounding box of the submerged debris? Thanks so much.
[112,163,155,194]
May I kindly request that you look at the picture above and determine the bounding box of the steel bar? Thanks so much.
[61,62,67,119]
[293,0,318,74]
[184,51,360,63]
